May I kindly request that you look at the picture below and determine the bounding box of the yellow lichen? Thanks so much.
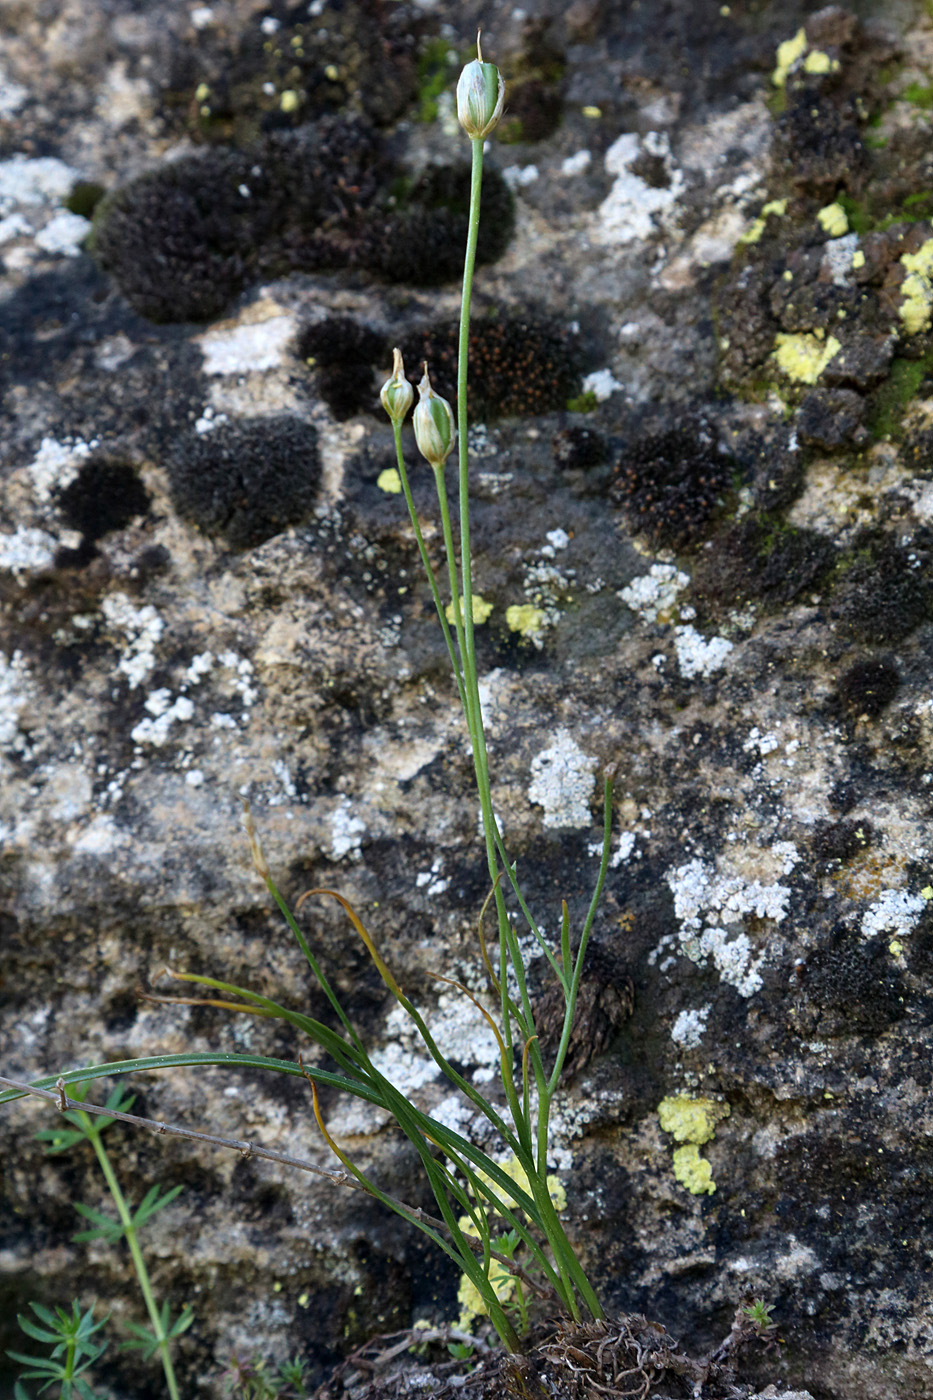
[505,603,545,636]
[772,28,807,86]
[817,202,848,237]
[658,1095,729,1196]
[738,198,788,246]
[657,1094,729,1145]
[280,89,301,113]
[672,1144,716,1195]
[773,331,841,384]
[376,467,402,494]
[803,50,840,76]
[899,240,933,335]
[445,593,493,625]
[852,249,865,270]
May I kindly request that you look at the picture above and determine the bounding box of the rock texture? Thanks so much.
[2,1,933,1397]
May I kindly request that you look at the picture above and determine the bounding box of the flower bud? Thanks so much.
[457,34,505,140]
[380,347,414,424]
[413,364,455,470]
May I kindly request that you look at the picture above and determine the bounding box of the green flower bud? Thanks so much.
[413,364,455,470]
[457,33,505,140]
[380,347,414,424]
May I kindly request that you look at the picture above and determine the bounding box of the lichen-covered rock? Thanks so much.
[3,3,933,1399]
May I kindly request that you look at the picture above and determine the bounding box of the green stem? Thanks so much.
[391,422,469,717]
[82,1116,182,1400]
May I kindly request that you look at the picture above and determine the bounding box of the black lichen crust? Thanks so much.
[690,516,835,616]
[166,416,320,548]
[90,132,513,324]
[362,163,514,285]
[552,425,607,472]
[90,119,388,323]
[162,0,419,143]
[400,313,582,421]
[297,318,386,421]
[835,656,901,719]
[610,419,734,550]
[55,458,151,567]
[830,531,931,644]
[90,148,285,323]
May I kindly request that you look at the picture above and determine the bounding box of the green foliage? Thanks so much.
[416,38,461,123]
[868,355,932,439]
[220,1352,311,1398]
[30,1081,191,1400]
[7,1300,108,1400]
[566,391,598,413]
[902,81,933,109]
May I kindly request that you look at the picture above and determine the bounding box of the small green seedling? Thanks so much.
[36,1082,193,1399]
[7,1300,108,1400]
[219,1352,311,1398]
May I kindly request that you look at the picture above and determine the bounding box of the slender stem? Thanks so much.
[391,422,469,717]
[81,1115,182,1400]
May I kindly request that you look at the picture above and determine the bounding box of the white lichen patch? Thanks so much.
[582,368,623,401]
[619,564,690,623]
[329,799,366,860]
[0,527,57,578]
[666,856,793,996]
[861,889,926,942]
[595,131,685,246]
[39,761,93,821]
[0,650,33,750]
[130,691,195,747]
[0,156,80,215]
[672,624,733,679]
[821,231,860,285]
[671,1005,711,1048]
[26,437,96,503]
[529,729,596,829]
[34,210,90,257]
[198,311,297,375]
[100,593,164,689]
[560,150,592,176]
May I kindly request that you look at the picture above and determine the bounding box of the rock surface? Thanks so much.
[2,1,933,1397]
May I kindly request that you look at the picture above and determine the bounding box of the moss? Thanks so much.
[867,356,932,439]
[167,416,321,549]
[65,181,106,219]
[812,818,873,863]
[902,81,933,109]
[610,419,734,550]
[415,37,460,123]
[89,118,397,323]
[566,391,598,413]
[169,0,417,143]
[691,517,835,615]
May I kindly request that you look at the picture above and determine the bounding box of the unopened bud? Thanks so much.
[380,347,414,424]
[457,33,505,140]
[413,365,455,470]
